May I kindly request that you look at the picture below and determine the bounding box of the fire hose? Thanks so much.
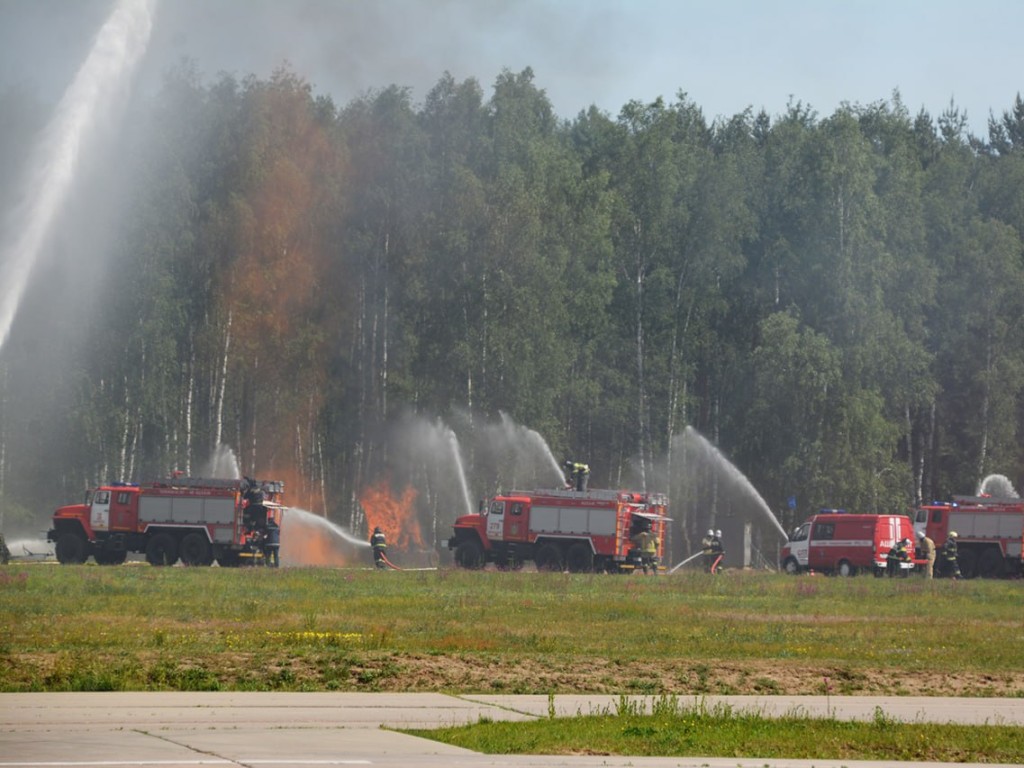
[668,550,705,574]
[379,552,403,570]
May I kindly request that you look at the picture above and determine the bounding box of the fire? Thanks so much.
[359,480,425,552]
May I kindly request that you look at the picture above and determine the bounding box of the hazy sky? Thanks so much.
[1,0,1022,135]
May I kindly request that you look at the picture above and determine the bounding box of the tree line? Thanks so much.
[1,64,1023,546]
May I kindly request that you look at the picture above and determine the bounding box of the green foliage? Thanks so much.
[4,68,1024,548]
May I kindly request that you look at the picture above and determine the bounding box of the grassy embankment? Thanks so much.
[5,564,1024,761]
[407,694,1024,763]
[3,564,1023,694]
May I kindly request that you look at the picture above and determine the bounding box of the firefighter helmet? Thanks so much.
[916,530,925,539]
[948,531,958,538]
[707,528,714,536]
[373,527,382,534]
[715,529,722,537]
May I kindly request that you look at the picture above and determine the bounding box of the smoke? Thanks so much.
[0,0,155,355]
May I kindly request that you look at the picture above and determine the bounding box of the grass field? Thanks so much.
[3,563,1024,696]
[406,695,1024,762]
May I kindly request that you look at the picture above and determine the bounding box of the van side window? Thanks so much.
[790,523,809,542]
[915,509,927,523]
[931,510,942,524]
[814,523,835,540]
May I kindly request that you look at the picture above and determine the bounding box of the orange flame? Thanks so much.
[359,480,424,552]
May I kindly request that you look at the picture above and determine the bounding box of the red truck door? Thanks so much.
[109,489,137,531]
[503,501,529,543]
[808,519,834,569]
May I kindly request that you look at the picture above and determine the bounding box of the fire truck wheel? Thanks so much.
[565,543,594,573]
[455,540,484,569]
[146,533,179,567]
[534,543,563,572]
[179,533,213,567]
[837,560,856,578]
[94,549,127,566]
[55,532,88,565]
[978,547,1004,579]
[782,557,800,575]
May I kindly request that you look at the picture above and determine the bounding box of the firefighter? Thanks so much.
[263,516,280,568]
[563,460,590,492]
[0,532,9,565]
[916,530,936,579]
[886,538,910,577]
[940,531,961,579]
[630,521,659,575]
[709,529,724,574]
[701,528,716,572]
[370,527,388,569]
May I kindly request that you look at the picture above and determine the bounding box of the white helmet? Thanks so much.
[916,530,925,539]
[948,531,958,538]
[715,529,722,537]
[707,529,714,536]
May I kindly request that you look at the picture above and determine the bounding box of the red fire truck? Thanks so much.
[914,496,1024,578]
[780,512,916,576]
[47,476,284,567]
[446,487,670,572]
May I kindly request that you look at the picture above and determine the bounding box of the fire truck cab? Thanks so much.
[781,512,915,576]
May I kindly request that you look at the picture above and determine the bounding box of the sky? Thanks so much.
[0,0,1021,136]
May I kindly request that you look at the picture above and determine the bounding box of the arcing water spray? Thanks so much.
[0,0,156,355]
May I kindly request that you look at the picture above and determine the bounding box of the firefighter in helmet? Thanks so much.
[709,529,724,574]
[630,519,660,575]
[370,527,388,569]
[940,531,961,579]
[563,460,590,492]
[887,537,911,577]
[701,528,716,572]
[916,530,936,579]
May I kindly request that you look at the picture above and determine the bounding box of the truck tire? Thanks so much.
[837,560,856,577]
[565,542,594,573]
[94,549,127,565]
[179,532,213,566]
[146,533,178,566]
[454,540,484,569]
[534,543,563,572]
[782,557,800,575]
[55,532,89,565]
[978,547,1004,579]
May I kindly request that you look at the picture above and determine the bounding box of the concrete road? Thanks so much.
[1,692,1022,768]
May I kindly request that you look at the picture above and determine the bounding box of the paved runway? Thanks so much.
[2,692,1022,768]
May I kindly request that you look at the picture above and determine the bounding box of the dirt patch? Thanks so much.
[8,651,1024,697]
[344,654,1024,698]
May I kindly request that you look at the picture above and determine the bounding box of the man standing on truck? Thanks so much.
[563,460,590,492]
[370,527,388,569]
[916,530,936,579]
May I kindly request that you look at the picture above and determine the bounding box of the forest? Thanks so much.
[1,63,1023,560]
